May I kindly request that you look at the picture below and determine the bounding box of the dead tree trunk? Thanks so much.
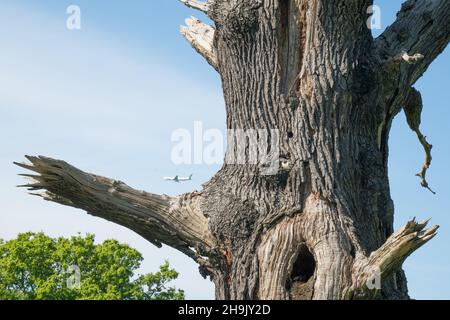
[16,0,449,300]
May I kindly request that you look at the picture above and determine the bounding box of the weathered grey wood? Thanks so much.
[180,17,218,70]
[376,0,450,87]
[16,0,449,300]
[15,156,216,263]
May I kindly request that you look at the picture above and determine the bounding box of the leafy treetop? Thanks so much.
[0,232,184,300]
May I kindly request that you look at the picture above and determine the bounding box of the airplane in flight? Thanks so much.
[163,174,193,183]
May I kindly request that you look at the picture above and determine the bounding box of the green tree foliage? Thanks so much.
[0,233,184,300]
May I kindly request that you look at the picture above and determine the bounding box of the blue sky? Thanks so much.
[0,1,448,299]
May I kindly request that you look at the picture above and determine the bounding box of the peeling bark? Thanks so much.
[16,0,449,300]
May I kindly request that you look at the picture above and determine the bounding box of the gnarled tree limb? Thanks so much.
[376,0,449,194]
[180,17,218,70]
[400,52,424,65]
[348,218,439,299]
[404,87,435,194]
[14,156,216,262]
[376,0,450,85]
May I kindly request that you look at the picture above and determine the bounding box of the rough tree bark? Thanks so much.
[16,0,449,300]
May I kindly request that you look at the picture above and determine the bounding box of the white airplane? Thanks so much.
[163,174,193,183]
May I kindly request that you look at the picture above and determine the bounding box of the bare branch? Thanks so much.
[14,156,216,261]
[179,0,210,14]
[404,87,435,194]
[180,17,218,70]
[348,218,439,299]
[376,0,450,85]
[367,218,438,271]
[415,134,434,193]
